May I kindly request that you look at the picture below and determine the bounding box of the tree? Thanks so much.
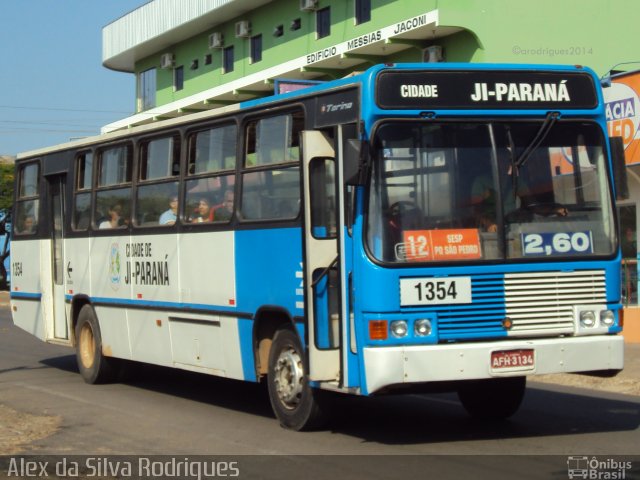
[0,161,14,289]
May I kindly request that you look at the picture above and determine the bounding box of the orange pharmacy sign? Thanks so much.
[604,70,640,165]
[401,229,482,262]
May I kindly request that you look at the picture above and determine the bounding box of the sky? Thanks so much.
[0,1,151,157]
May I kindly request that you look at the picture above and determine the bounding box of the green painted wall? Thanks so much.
[137,0,435,110]
[134,0,640,110]
[438,0,639,75]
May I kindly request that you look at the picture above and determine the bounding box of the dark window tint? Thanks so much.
[223,46,234,73]
[174,66,184,91]
[251,35,262,63]
[316,7,330,39]
[355,0,371,24]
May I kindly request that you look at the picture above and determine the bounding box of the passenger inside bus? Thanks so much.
[191,198,214,223]
[99,204,126,229]
[212,190,234,221]
[18,215,36,234]
[159,195,178,226]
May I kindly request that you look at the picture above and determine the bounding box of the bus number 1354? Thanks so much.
[399,277,472,306]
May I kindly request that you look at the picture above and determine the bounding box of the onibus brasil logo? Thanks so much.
[567,456,633,479]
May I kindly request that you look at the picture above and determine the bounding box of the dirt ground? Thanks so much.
[533,370,640,396]
[533,344,640,396]
[0,404,61,455]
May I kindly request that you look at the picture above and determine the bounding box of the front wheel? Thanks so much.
[75,304,118,384]
[267,328,329,431]
[457,376,526,420]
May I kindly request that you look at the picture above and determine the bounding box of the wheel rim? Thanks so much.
[78,323,96,369]
[273,345,304,410]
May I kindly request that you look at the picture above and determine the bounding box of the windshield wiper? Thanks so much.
[515,111,559,169]
[510,112,559,201]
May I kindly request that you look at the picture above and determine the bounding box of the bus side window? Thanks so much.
[95,144,132,229]
[73,151,93,231]
[136,134,180,227]
[185,124,237,225]
[240,111,303,221]
[14,162,40,236]
[241,168,300,220]
[185,175,235,224]
[188,124,237,174]
[309,158,336,239]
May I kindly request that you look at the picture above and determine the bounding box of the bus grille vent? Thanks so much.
[431,270,606,341]
[503,270,606,337]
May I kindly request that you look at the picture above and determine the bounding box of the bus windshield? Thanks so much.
[366,121,616,263]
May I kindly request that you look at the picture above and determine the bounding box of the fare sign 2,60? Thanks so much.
[521,231,594,256]
[400,276,472,307]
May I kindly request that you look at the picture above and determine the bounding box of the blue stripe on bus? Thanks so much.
[65,295,245,316]
[10,292,42,300]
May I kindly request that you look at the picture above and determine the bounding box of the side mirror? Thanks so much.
[345,139,370,186]
[344,139,361,185]
[610,136,629,200]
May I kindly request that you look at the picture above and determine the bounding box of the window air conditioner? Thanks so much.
[209,32,224,49]
[235,21,251,38]
[423,45,444,63]
[160,53,175,69]
[300,0,318,11]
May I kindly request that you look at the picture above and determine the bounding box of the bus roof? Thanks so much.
[16,62,600,160]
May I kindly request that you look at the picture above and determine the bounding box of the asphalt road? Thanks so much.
[1,305,639,479]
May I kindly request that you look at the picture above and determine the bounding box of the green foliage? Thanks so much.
[0,162,15,214]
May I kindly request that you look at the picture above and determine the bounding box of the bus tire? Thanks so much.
[457,376,526,420]
[75,305,118,384]
[267,327,328,431]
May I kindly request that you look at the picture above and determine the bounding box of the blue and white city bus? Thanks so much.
[10,63,626,430]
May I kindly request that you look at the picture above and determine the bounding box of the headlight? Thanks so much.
[580,311,596,328]
[390,320,408,338]
[414,319,432,337]
[600,310,615,327]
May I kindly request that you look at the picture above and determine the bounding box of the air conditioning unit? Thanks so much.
[423,45,444,63]
[208,32,224,49]
[160,53,175,69]
[300,0,318,11]
[235,20,251,38]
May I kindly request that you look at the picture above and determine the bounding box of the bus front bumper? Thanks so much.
[362,335,624,394]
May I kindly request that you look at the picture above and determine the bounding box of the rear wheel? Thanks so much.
[267,328,329,430]
[457,377,526,419]
[75,305,118,384]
